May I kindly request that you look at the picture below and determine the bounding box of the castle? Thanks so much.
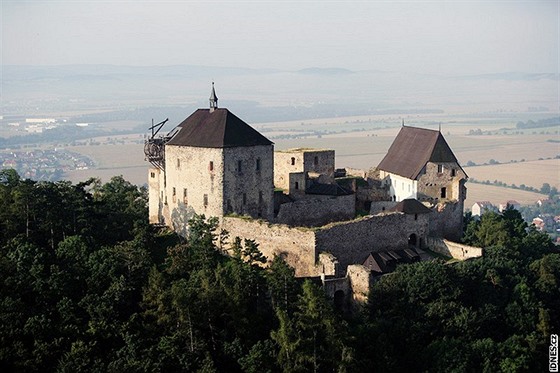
[145,86,481,304]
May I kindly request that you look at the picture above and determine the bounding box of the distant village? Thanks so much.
[0,149,94,181]
[471,199,560,244]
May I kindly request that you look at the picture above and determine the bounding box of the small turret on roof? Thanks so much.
[209,82,218,113]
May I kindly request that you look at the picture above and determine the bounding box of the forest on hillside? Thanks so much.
[1,169,559,372]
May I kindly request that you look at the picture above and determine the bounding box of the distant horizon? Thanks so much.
[3,63,558,76]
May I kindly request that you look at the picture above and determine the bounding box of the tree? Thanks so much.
[540,183,551,195]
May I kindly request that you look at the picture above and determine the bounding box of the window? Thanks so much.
[451,168,456,177]
[150,172,155,178]
[209,161,214,171]
[203,194,208,207]
[437,164,444,173]
[183,188,188,204]
[314,156,318,166]
[172,187,176,203]
[259,191,263,204]
[440,187,447,198]
[243,193,247,205]
[291,157,295,165]
[256,158,261,171]
[237,160,242,173]
[414,213,418,221]
[295,181,299,190]
[172,187,176,196]
[161,191,163,200]
[177,159,181,169]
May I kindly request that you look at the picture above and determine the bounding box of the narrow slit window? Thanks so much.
[238,160,242,173]
[291,157,295,166]
[209,161,214,171]
[256,158,261,171]
[203,194,208,207]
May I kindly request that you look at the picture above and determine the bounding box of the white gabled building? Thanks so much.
[377,126,468,205]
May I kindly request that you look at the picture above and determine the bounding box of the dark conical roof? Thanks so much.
[378,126,462,179]
[166,108,273,148]
[389,199,432,214]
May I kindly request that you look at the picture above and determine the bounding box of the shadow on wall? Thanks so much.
[171,203,197,237]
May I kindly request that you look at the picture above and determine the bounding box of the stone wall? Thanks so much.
[344,167,366,179]
[275,194,355,227]
[221,217,318,277]
[417,161,467,203]
[369,201,398,215]
[315,212,430,270]
[274,149,335,190]
[346,265,373,304]
[318,252,340,277]
[164,145,225,221]
[428,201,464,241]
[426,237,483,260]
[148,167,162,224]
[223,145,274,220]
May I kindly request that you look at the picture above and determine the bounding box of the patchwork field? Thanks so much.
[464,183,546,210]
[465,159,560,190]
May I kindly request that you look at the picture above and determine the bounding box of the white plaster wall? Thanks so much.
[382,172,417,202]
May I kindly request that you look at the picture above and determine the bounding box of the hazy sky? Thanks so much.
[2,0,558,75]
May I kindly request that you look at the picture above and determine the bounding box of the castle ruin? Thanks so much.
[145,86,479,305]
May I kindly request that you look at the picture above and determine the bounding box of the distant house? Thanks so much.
[499,200,520,212]
[471,201,496,216]
[536,198,552,207]
[532,217,545,231]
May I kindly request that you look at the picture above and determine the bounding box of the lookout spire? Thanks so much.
[209,82,218,113]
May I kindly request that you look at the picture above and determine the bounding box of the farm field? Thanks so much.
[465,159,560,190]
[464,183,546,210]
[64,143,146,185]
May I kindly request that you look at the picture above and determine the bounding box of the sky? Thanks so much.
[1,0,559,75]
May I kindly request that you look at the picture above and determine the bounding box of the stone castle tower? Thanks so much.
[147,84,274,233]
